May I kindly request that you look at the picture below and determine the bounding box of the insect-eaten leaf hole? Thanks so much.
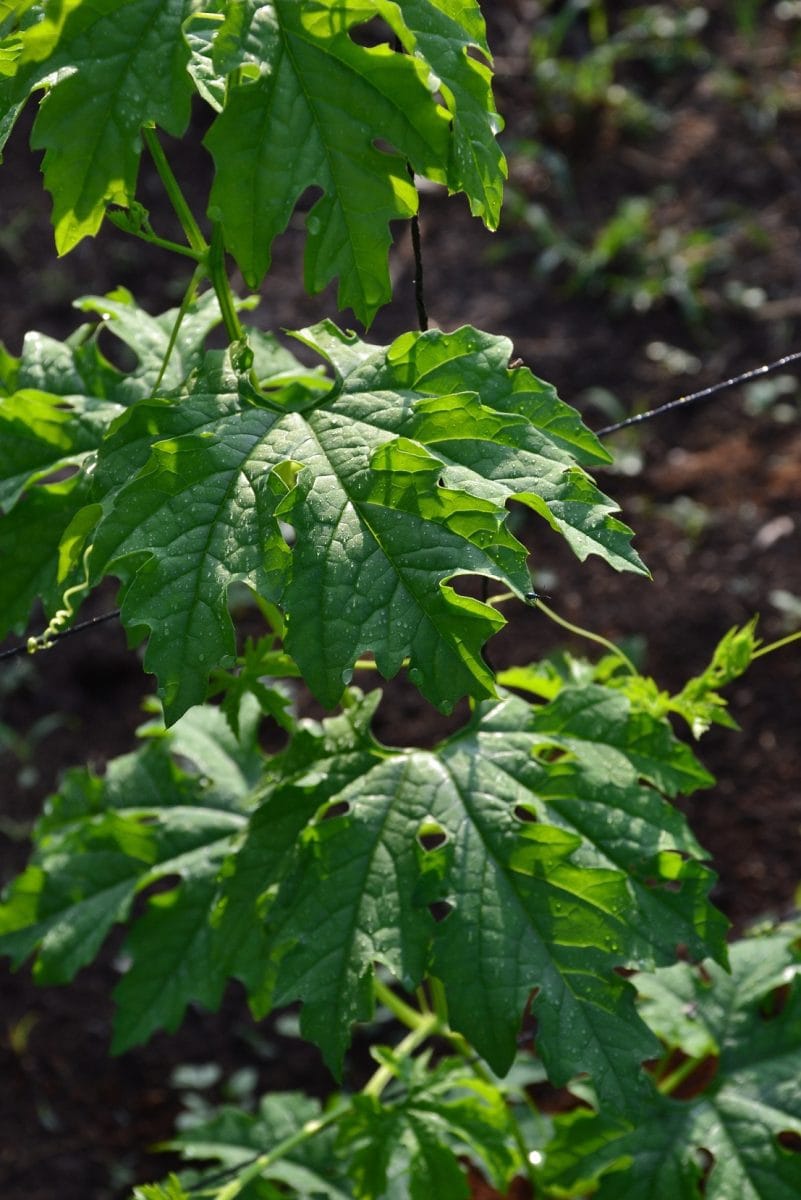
[513,804,538,824]
[428,899,453,924]
[759,981,792,1020]
[694,1146,715,1189]
[778,1130,801,1154]
[417,819,448,851]
[321,800,350,822]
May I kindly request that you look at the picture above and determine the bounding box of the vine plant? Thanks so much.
[0,3,800,1198]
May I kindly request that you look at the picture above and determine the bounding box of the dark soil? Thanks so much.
[3,3,801,1197]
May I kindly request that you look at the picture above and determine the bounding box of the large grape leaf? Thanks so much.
[1,676,726,1103]
[542,927,801,1199]
[243,691,724,1110]
[205,0,505,323]
[0,701,263,1051]
[87,321,644,723]
[17,0,196,251]
[0,291,231,637]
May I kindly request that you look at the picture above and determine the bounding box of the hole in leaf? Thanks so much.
[91,328,137,374]
[532,744,568,763]
[348,15,395,48]
[697,962,713,985]
[321,800,350,822]
[428,900,453,923]
[778,1130,801,1154]
[695,1146,715,1191]
[417,829,447,851]
[373,136,402,158]
[39,464,80,487]
[171,752,202,776]
[513,804,538,823]
[669,1052,719,1101]
[760,981,792,1020]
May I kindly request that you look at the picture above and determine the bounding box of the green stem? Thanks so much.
[535,598,638,675]
[204,986,437,1198]
[655,1053,703,1097]
[107,216,202,261]
[212,1104,346,1200]
[153,262,206,393]
[429,976,449,1025]
[374,977,428,1032]
[440,1023,543,1189]
[752,629,801,659]
[362,1015,439,1099]
[209,221,245,344]
[143,126,207,255]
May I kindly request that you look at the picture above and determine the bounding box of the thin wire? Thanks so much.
[595,349,801,437]
[407,164,429,332]
[0,609,121,662]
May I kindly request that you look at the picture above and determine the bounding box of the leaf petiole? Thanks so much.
[374,977,429,1032]
[153,262,206,394]
[143,127,208,256]
[210,1104,347,1200]
[361,1015,440,1100]
[535,597,638,676]
[752,629,801,659]
[654,1052,705,1097]
[208,221,245,345]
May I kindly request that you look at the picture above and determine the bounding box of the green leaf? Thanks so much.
[206,0,503,323]
[89,360,294,724]
[528,684,714,798]
[165,1092,352,1200]
[214,690,386,999]
[463,691,727,965]
[83,320,644,723]
[0,707,257,1050]
[133,1175,192,1200]
[667,618,760,737]
[0,472,92,637]
[543,927,801,1199]
[28,0,195,252]
[73,287,235,403]
[371,0,506,227]
[0,388,120,512]
[210,637,297,739]
[340,1053,521,1199]
[0,288,230,513]
[237,685,724,1108]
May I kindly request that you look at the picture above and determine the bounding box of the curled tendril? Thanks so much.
[27,546,93,655]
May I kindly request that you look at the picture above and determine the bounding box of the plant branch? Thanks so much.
[154,262,206,393]
[361,1015,440,1099]
[143,126,208,255]
[210,1104,346,1200]
[208,221,246,345]
[374,977,428,1031]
